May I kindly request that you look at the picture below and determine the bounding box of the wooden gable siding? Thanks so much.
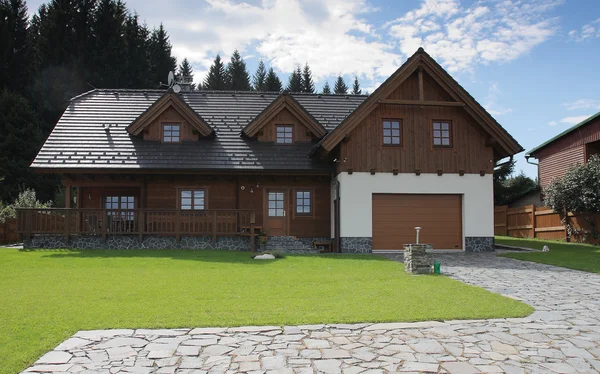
[73,175,330,238]
[538,146,585,189]
[535,116,600,189]
[386,71,453,102]
[142,106,199,142]
[257,108,316,142]
[338,103,493,174]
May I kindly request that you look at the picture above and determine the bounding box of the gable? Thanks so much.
[318,48,522,160]
[257,107,318,142]
[126,91,213,138]
[242,94,327,139]
[141,105,201,141]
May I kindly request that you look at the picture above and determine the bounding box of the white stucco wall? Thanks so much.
[337,172,494,243]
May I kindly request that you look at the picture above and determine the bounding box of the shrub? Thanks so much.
[0,188,52,223]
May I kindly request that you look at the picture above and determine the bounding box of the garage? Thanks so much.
[372,194,463,250]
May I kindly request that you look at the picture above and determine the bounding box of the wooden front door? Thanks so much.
[265,189,287,236]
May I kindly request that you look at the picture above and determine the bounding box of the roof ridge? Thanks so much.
[81,88,368,98]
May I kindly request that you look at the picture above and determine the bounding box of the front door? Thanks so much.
[265,189,287,236]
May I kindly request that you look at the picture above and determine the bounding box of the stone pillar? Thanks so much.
[403,244,433,274]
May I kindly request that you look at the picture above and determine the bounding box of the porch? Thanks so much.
[16,208,258,251]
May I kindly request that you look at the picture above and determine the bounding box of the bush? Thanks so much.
[0,188,52,223]
[544,155,600,240]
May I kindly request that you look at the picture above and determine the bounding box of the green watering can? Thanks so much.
[433,261,441,274]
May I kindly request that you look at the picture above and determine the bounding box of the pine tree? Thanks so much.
[264,67,283,92]
[287,65,302,92]
[334,75,348,94]
[252,60,267,91]
[203,54,227,90]
[226,50,251,91]
[0,0,30,93]
[301,63,315,93]
[322,81,331,94]
[352,76,362,95]
[177,58,195,90]
[148,23,176,87]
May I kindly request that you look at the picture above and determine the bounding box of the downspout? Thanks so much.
[525,155,538,166]
[333,176,341,253]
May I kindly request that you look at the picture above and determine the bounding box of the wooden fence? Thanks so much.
[494,204,600,243]
[0,218,19,245]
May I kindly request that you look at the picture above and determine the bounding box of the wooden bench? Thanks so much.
[240,225,263,237]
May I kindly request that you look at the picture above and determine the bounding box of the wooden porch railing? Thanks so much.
[16,208,256,250]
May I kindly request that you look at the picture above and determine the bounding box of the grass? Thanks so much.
[0,248,532,373]
[496,236,600,273]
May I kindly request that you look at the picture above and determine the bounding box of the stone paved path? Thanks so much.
[23,252,600,373]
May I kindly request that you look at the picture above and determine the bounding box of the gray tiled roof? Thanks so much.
[32,90,366,172]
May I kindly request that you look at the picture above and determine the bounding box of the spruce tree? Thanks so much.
[177,58,195,90]
[286,65,302,92]
[203,54,227,90]
[252,60,267,91]
[334,75,348,94]
[264,67,283,92]
[322,81,331,94]
[301,63,315,93]
[92,0,127,88]
[123,13,151,88]
[148,23,176,87]
[352,76,362,95]
[0,0,30,93]
[226,50,251,91]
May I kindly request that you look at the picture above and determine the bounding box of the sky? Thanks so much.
[26,0,600,178]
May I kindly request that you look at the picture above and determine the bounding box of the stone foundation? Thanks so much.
[465,237,494,252]
[340,237,372,253]
[265,236,330,254]
[24,235,255,251]
[403,244,433,274]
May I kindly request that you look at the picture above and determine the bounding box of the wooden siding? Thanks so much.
[386,71,453,102]
[70,174,330,238]
[538,146,585,189]
[257,108,316,142]
[535,116,600,189]
[142,106,199,142]
[338,103,493,174]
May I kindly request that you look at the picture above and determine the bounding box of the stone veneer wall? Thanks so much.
[24,235,255,251]
[265,236,330,254]
[465,237,494,252]
[340,237,372,253]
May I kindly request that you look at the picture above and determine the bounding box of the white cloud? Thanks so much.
[483,82,512,116]
[563,99,600,111]
[548,121,557,126]
[559,115,593,125]
[387,0,562,73]
[160,0,403,86]
[570,18,600,41]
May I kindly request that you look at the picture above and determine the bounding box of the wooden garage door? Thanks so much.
[372,194,462,250]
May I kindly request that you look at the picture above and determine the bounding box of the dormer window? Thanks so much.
[163,123,181,143]
[276,125,293,144]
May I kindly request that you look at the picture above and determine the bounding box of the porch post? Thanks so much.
[64,183,71,241]
[249,211,256,252]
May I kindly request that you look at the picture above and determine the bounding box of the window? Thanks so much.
[295,190,312,215]
[276,125,293,144]
[432,121,452,147]
[163,123,181,143]
[268,192,285,216]
[180,189,205,210]
[383,120,402,146]
[104,196,135,227]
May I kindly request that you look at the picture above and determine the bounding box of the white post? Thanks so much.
[415,226,422,244]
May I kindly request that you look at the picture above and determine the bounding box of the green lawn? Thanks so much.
[0,248,532,373]
[496,236,600,273]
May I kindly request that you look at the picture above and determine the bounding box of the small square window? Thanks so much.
[432,121,452,148]
[276,125,293,144]
[163,123,181,143]
[180,189,205,210]
[295,190,312,215]
[382,120,402,146]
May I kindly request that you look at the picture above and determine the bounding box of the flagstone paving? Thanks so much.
[23,251,600,373]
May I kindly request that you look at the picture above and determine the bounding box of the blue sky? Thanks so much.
[26,0,600,177]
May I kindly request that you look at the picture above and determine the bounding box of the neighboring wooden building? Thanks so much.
[527,112,600,189]
[20,48,522,253]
